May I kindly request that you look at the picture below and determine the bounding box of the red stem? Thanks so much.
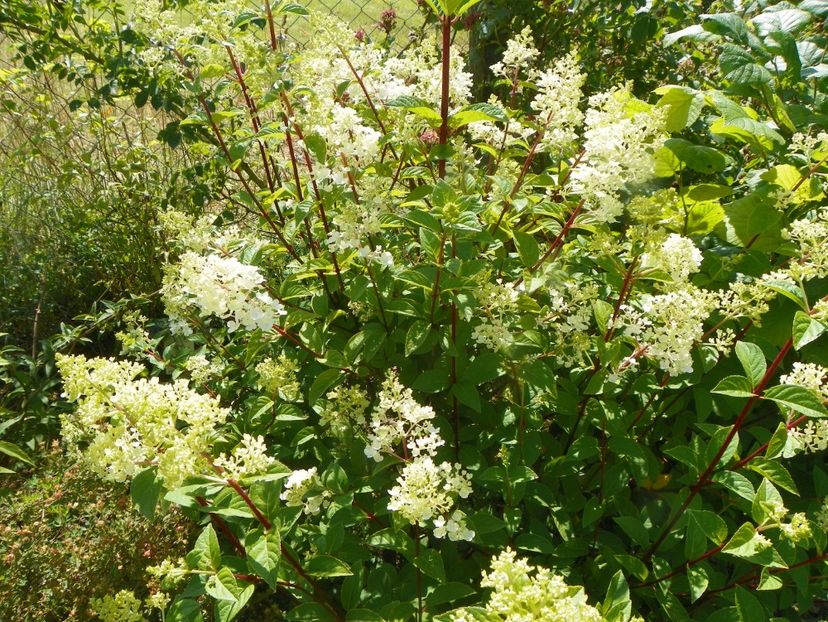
[437,15,452,179]
[644,338,793,559]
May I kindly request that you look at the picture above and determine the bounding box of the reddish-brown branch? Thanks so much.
[644,338,793,559]
[437,15,452,179]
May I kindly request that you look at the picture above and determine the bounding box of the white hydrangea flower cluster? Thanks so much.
[789,419,828,454]
[365,371,473,539]
[90,590,146,622]
[321,384,370,433]
[619,287,715,375]
[540,281,600,368]
[214,433,274,481]
[184,353,223,386]
[780,362,828,454]
[717,278,776,325]
[815,498,828,532]
[163,251,285,334]
[57,354,229,488]
[450,548,603,622]
[256,354,301,401]
[490,26,540,82]
[472,278,523,352]
[364,370,445,461]
[789,131,828,160]
[157,210,216,253]
[780,513,812,543]
[297,17,471,114]
[570,86,666,223]
[146,557,189,585]
[387,456,472,527]
[131,0,269,73]
[780,362,828,401]
[281,467,329,515]
[641,233,703,283]
[785,209,828,282]
[433,509,475,541]
[531,51,586,151]
[327,196,384,254]
[315,104,382,163]
[145,591,170,612]
[467,107,536,149]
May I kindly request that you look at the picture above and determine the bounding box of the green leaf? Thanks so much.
[426,582,476,608]
[757,567,783,590]
[748,458,798,495]
[309,369,344,405]
[214,584,254,622]
[285,603,336,621]
[752,478,785,524]
[734,341,766,387]
[656,87,705,132]
[167,599,204,622]
[687,509,728,545]
[664,139,729,173]
[463,352,502,385]
[688,566,708,603]
[723,522,762,557]
[206,568,240,602]
[246,528,281,589]
[405,320,431,356]
[195,525,222,571]
[712,375,755,398]
[792,311,826,350]
[753,8,811,36]
[305,555,353,577]
[450,103,505,128]
[718,192,782,251]
[602,570,631,622]
[453,0,483,16]
[762,279,808,311]
[664,25,715,47]
[279,3,310,15]
[702,12,748,41]
[513,229,539,267]
[303,132,327,163]
[130,467,163,519]
[0,440,32,466]
[733,586,766,621]
[710,117,785,153]
[386,96,441,122]
[720,45,772,85]
[412,548,445,582]
[764,384,828,419]
[712,471,755,502]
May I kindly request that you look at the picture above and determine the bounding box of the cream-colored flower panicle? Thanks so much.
[365,370,474,540]
[162,250,285,335]
[214,434,275,481]
[570,85,666,223]
[57,354,229,488]
[450,548,603,622]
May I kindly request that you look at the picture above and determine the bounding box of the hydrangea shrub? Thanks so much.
[11,0,828,619]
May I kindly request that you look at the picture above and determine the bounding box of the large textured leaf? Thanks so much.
[664,138,729,173]
[718,192,782,252]
[720,45,772,85]
[710,117,785,152]
[656,87,705,131]
[752,8,811,36]
[702,13,749,41]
